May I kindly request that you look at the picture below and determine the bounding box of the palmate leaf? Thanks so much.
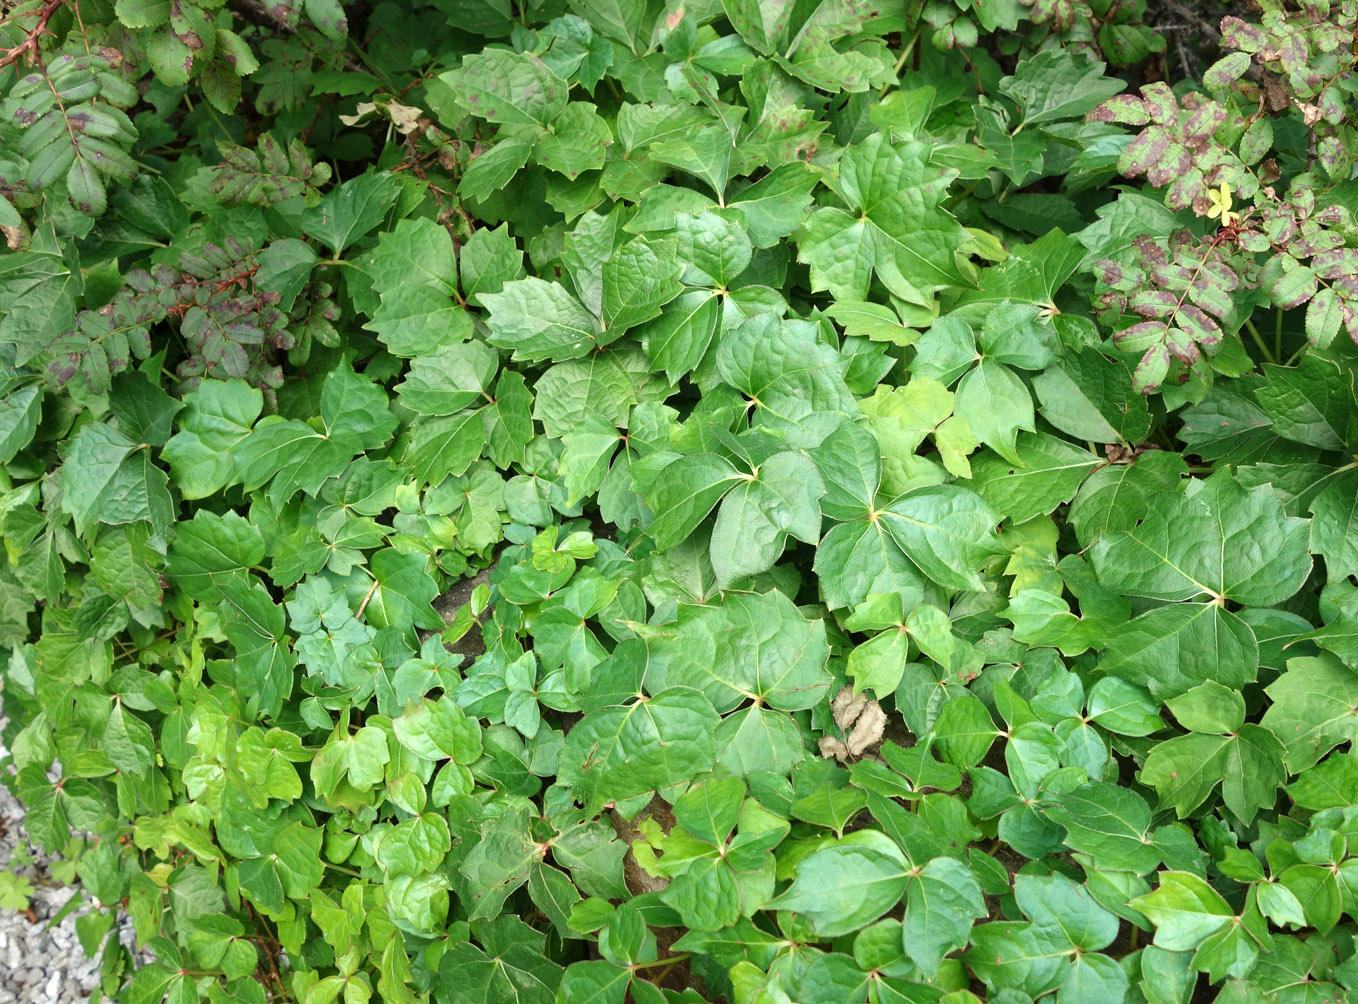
[799,135,974,305]
[436,917,562,1004]
[557,688,720,812]
[1090,470,1312,606]
[14,8,1358,1004]
[60,423,174,535]
[640,588,833,713]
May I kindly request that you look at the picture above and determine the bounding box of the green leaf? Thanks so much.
[846,626,910,698]
[304,0,347,40]
[61,424,173,535]
[1309,469,1358,582]
[436,917,562,1004]
[799,135,973,303]
[722,0,793,53]
[407,408,488,486]
[166,511,265,600]
[1140,724,1287,824]
[673,209,754,288]
[1090,471,1312,605]
[393,698,483,762]
[396,342,500,416]
[103,701,156,776]
[602,237,685,332]
[643,589,833,712]
[532,347,648,438]
[369,216,458,295]
[967,432,1100,524]
[1129,872,1234,952]
[878,485,1000,591]
[461,224,524,303]
[1044,781,1160,874]
[1255,355,1353,451]
[0,384,42,464]
[673,775,745,847]
[1000,50,1126,127]
[442,49,570,126]
[1017,872,1119,950]
[710,450,824,587]
[767,833,909,938]
[160,380,262,499]
[302,171,401,256]
[1166,681,1245,735]
[902,857,987,977]
[483,278,599,362]
[645,453,743,551]
[1100,603,1259,701]
[933,695,997,767]
[1067,450,1188,549]
[814,516,935,612]
[535,103,612,179]
[1261,654,1358,772]
[717,314,857,448]
[812,419,883,521]
[955,359,1034,465]
[365,287,472,359]
[557,960,629,1004]
[1033,349,1150,445]
[641,291,721,382]
[233,418,358,501]
[322,357,398,450]
[558,689,720,812]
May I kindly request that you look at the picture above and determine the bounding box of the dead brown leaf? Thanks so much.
[821,685,886,762]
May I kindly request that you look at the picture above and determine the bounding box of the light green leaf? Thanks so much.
[442,49,569,126]
[767,833,909,938]
[645,453,743,551]
[558,689,720,812]
[1090,470,1312,605]
[710,450,824,587]
[955,358,1033,465]
[1129,872,1234,952]
[879,485,1000,591]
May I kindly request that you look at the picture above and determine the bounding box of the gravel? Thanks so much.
[0,713,138,1004]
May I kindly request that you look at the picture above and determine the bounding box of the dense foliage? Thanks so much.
[3,0,1358,1001]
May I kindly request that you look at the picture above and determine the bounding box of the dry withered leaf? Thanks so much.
[821,686,886,762]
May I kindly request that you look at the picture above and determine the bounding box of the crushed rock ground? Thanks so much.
[0,708,137,1004]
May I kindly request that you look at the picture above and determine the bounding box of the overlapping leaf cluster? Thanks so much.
[4,2,1358,1004]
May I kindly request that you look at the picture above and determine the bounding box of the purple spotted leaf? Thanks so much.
[1129,289,1180,319]
[1138,82,1179,123]
[1114,320,1167,352]
[1119,126,1172,177]
[1202,52,1252,90]
[1133,343,1171,392]
[1088,94,1150,125]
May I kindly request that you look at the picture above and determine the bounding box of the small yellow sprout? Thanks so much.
[1206,182,1238,227]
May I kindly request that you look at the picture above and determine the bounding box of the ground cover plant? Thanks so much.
[2,0,1358,1001]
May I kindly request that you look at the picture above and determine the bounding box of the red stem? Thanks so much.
[0,0,69,71]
